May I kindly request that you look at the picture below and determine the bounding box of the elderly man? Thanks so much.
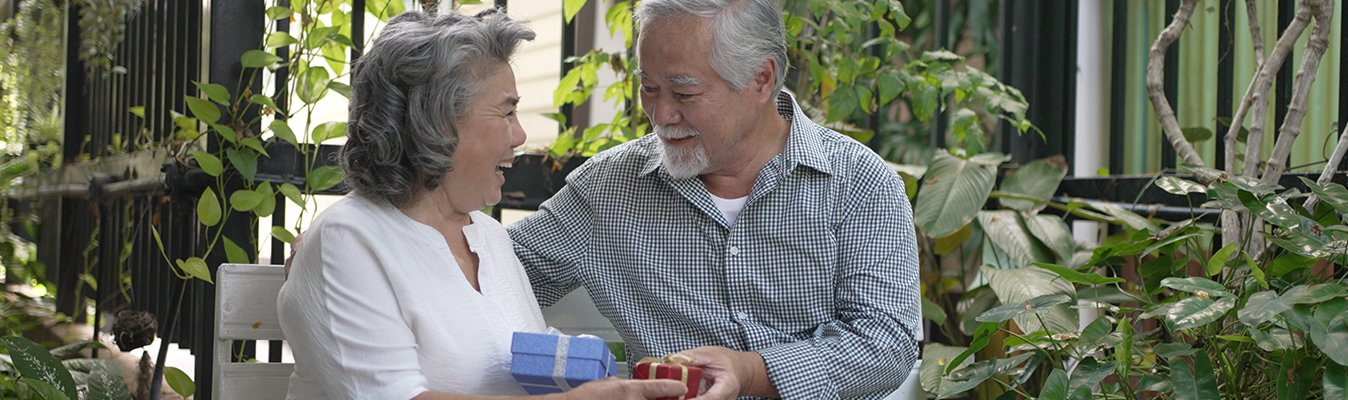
[507,0,921,398]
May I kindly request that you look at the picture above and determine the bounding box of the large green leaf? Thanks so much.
[1167,296,1235,331]
[1,336,78,400]
[1170,355,1218,400]
[164,366,195,398]
[1312,305,1348,366]
[1238,290,1290,327]
[194,82,231,105]
[1087,200,1158,232]
[940,353,1035,399]
[914,151,1003,238]
[1025,214,1075,261]
[18,378,70,400]
[1039,369,1069,400]
[999,155,1067,212]
[1161,277,1233,298]
[1277,349,1319,400]
[297,66,331,104]
[1249,326,1298,351]
[184,97,219,124]
[310,121,348,144]
[975,293,1072,324]
[1281,283,1348,305]
[192,151,223,177]
[1300,177,1348,215]
[240,49,281,69]
[308,165,345,192]
[920,343,970,395]
[1238,189,1314,230]
[1205,242,1237,277]
[979,210,1053,269]
[983,266,1077,334]
[225,148,258,182]
[86,360,130,400]
[1032,262,1124,285]
[222,237,250,265]
[947,322,997,375]
[229,189,265,212]
[1326,362,1348,400]
[176,257,213,284]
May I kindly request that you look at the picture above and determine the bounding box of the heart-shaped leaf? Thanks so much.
[999,155,1068,212]
[1238,290,1290,327]
[1168,296,1235,330]
[197,189,222,227]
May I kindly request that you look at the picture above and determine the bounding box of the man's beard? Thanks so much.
[654,124,708,179]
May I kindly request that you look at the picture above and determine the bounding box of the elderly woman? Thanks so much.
[277,8,684,400]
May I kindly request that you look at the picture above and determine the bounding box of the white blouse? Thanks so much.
[278,192,547,399]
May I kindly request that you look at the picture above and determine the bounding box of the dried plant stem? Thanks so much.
[1260,0,1335,186]
[1146,0,1206,168]
[1224,3,1310,176]
[1239,0,1271,177]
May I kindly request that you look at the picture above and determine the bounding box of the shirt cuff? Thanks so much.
[757,341,837,400]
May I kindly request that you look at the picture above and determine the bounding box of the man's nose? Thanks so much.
[646,98,681,126]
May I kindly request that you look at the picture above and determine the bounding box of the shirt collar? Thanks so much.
[637,89,833,177]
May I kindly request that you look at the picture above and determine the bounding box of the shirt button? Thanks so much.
[735,311,749,320]
[728,246,741,256]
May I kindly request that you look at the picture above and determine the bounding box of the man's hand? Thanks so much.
[678,347,778,399]
[559,377,688,400]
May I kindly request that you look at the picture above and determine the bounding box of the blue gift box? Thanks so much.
[510,331,619,394]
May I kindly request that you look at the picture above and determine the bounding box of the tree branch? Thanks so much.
[1223,2,1311,176]
[1232,0,1268,176]
[1146,0,1205,168]
[1260,0,1334,185]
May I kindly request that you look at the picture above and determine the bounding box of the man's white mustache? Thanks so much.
[654,125,700,140]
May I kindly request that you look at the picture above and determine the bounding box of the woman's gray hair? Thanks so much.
[634,0,788,94]
[342,7,535,207]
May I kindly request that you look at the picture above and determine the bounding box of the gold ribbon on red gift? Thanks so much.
[637,354,696,399]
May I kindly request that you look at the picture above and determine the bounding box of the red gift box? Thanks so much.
[632,354,701,400]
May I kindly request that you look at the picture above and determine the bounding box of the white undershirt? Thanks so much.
[710,193,749,227]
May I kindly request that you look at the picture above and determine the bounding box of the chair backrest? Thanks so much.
[214,263,292,400]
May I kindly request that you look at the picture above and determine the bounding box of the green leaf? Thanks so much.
[87,360,131,400]
[255,181,276,218]
[979,211,1053,269]
[265,6,292,20]
[194,82,230,105]
[1205,242,1237,277]
[921,297,948,325]
[1032,262,1124,285]
[826,84,859,122]
[1238,290,1290,327]
[240,49,282,69]
[240,137,269,157]
[222,237,250,265]
[1087,200,1158,232]
[1171,355,1219,400]
[268,120,297,146]
[1039,369,1069,400]
[1161,277,1233,298]
[563,0,586,23]
[328,81,352,99]
[975,293,1072,323]
[941,353,1034,398]
[1278,349,1319,400]
[947,322,997,374]
[128,106,146,119]
[197,189,222,227]
[982,266,1077,334]
[184,97,220,124]
[311,121,348,144]
[308,165,345,192]
[1,336,78,400]
[225,148,258,182]
[920,343,969,394]
[1250,326,1298,351]
[164,367,195,398]
[271,227,297,243]
[1281,284,1348,305]
[1156,175,1206,195]
[1312,311,1348,366]
[1300,177,1348,215]
[366,0,405,22]
[1167,296,1235,330]
[265,32,299,49]
[249,94,280,114]
[230,189,265,212]
[279,183,305,206]
[877,70,903,106]
[20,378,72,400]
[914,151,1001,238]
[297,66,331,104]
[176,257,213,284]
[1025,214,1075,261]
[999,155,1068,211]
[910,80,939,121]
[1181,127,1213,143]
[1326,362,1348,399]
[192,151,223,177]
[1238,189,1312,230]
[887,0,911,29]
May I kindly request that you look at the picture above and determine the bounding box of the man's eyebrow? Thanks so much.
[633,69,702,87]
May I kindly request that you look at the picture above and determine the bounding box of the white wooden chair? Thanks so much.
[213,263,293,400]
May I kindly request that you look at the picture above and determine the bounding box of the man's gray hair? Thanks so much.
[634,0,788,94]
[342,8,535,207]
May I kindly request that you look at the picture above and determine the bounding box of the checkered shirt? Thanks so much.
[508,91,920,399]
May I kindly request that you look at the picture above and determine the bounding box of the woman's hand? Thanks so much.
[557,377,687,400]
